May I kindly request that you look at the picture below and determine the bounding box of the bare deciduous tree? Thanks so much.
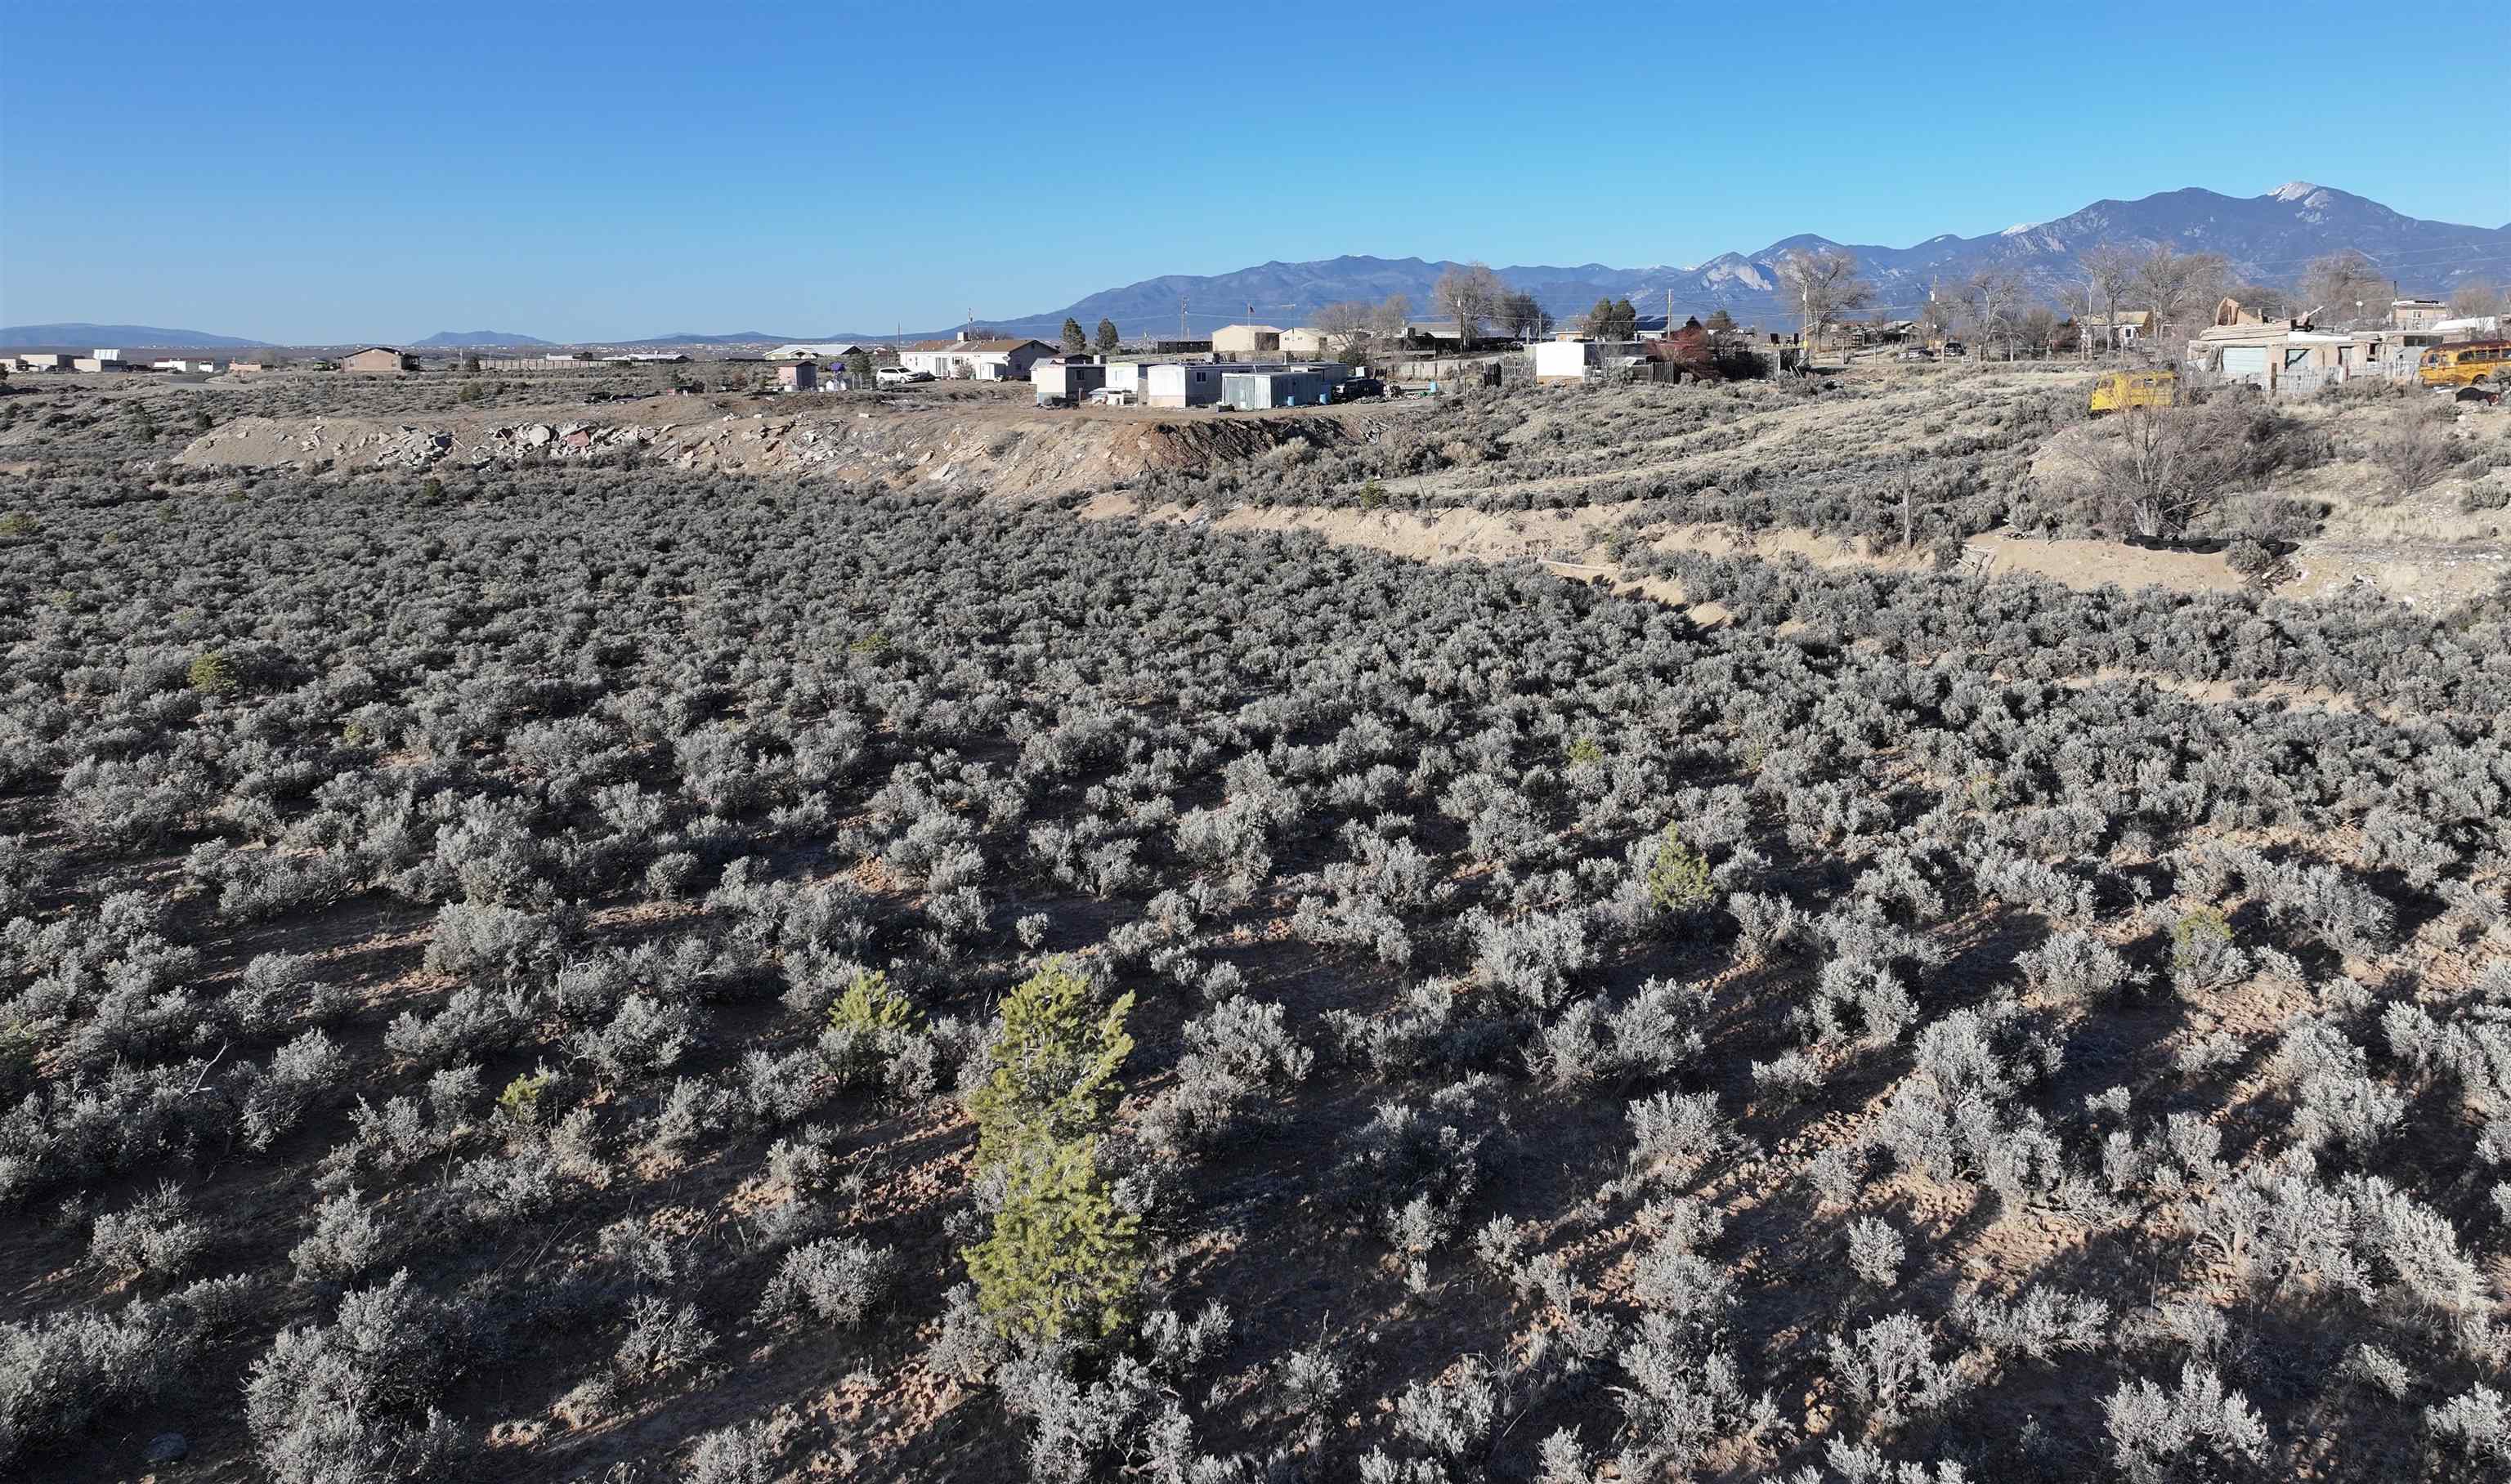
[1774,248,1873,365]
[2071,398,2289,539]
[1369,293,1412,346]
[1431,264,1506,346]
[2058,283,2094,360]
[2133,244,2229,349]
[2448,279,2502,319]
[1498,291,1551,341]
[2301,251,2388,329]
[2081,244,2141,354]
[2018,306,2060,360]
[1958,270,2025,361]
[1316,302,1372,360]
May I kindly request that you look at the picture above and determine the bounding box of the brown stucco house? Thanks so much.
[342,346,419,373]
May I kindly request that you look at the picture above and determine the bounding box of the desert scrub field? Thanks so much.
[1120,370,2509,573]
[3,452,2511,1482]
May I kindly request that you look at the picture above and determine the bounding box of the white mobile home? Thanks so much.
[1144,363,1238,408]
[897,333,1054,381]
[1032,360,1108,405]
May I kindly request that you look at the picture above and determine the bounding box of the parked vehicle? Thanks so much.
[2418,341,2511,389]
[1334,377,1386,402]
[875,366,932,387]
[2089,369,2178,415]
[1894,349,1935,362]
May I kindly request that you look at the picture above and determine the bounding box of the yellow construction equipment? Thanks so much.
[2089,369,2177,415]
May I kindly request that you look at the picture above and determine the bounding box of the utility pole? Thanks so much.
[1178,294,1186,346]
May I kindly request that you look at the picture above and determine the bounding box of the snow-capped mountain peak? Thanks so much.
[2271,181,2326,203]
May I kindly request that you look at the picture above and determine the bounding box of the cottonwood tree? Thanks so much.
[2302,251,2388,328]
[1499,291,1551,341]
[1775,248,1873,363]
[1317,301,1372,360]
[1369,293,1412,346]
[1094,318,1119,355]
[2448,279,2501,318]
[1432,263,1507,345]
[1958,270,2025,360]
[2080,244,2140,351]
[2134,244,2228,345]
[2018,306,2060,359]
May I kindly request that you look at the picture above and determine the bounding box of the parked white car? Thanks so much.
[874,365,932,387]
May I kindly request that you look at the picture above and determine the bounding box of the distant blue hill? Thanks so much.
[412,329,553,348]
[615,331,795,346]
[0,322,266,348]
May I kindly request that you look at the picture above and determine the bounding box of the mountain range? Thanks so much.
[0,322,268,349]
[410,330,553,348]
[986,182,2509,338]
[11,182,2501,350]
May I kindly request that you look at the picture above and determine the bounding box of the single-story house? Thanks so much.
[769,342,866,361]
[342,346,420,373]
[1212,324,1283,359]
[73,357,132,373]
[1033,360,1108,405]
[2081,310,2156,345]
[897,333,1054,381]
[2434,315,2501,340]
[2191,319,2431,390]
[1278,328,1335,359]
[152,358,226,373]
[16,354,70,372]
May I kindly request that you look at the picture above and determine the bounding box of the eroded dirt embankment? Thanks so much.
[174,399,1354,499]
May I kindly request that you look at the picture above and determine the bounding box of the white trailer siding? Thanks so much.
[1144,364,1235,408]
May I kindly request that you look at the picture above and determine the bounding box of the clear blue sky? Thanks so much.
[3,1,2504,343]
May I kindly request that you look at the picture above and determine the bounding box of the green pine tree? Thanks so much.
[967,957,1135,1168]
[965,1133,1144,1344]
[1094,318,1120,356]
[1060,318,1087,356]
[1647,824,1716,913]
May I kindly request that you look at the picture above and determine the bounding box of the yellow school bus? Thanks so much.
[2089,369,2177,414]
[2418,341,2511,388]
